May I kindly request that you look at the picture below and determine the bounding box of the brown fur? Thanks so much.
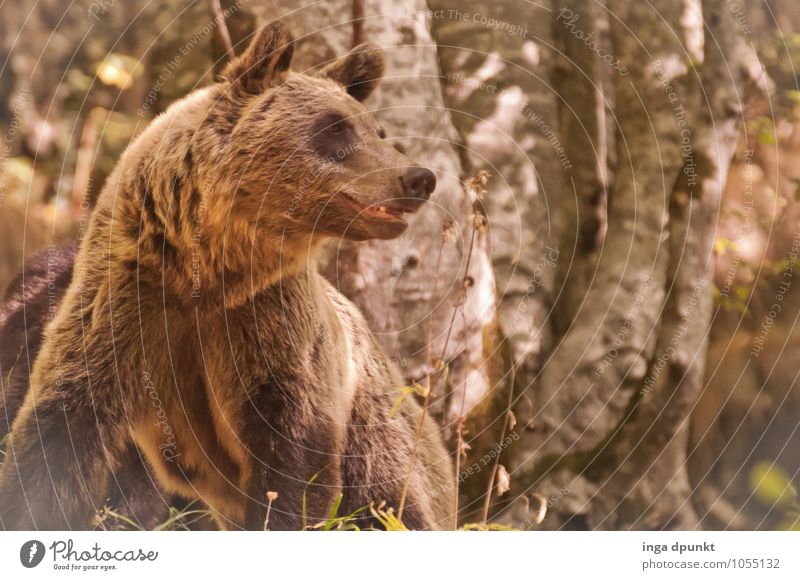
[0,23,452,530]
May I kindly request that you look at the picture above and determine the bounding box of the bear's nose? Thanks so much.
[401,167,436,200]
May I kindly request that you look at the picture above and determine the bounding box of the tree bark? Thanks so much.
[502,0,744,529]
[512,0,687,476]
[428,0,562,515]
[550,0,610,335]
[586,0,745,528]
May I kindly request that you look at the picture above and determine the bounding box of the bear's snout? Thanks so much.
[400,167,436,202]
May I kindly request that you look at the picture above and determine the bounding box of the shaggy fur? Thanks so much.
[0,23,453,530]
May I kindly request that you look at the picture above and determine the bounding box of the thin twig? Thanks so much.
[352,0,365,47]
[481,362,517,523]
[264,491,278,531]
[453,306,471,529]
[211,0,233,58]
[398,180,483,521]
[397,230,447,520]
[71,107,106,211]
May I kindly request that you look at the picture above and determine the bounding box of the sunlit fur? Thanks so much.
[0,23,453,530]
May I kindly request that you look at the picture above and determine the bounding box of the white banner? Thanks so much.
[0,532,797,579]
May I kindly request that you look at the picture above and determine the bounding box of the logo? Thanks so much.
[20,540,46,568]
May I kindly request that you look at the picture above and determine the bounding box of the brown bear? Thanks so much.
[0,22,454,530]
[0,244,188,529]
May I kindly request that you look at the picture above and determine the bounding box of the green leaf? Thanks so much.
[369,503,408,531]
[389,383,428,417]
[750,462,797,506]
[301,472,320,530]
[779,517,800,531]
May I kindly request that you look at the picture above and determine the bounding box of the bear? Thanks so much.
[0,22,455,530]
[0,243,78,440]
[0,244,194,529]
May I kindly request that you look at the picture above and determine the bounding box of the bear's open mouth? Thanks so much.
[339,192,417,223]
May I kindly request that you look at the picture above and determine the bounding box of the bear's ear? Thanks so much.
[223,22,294,95]
[319,43,385,102]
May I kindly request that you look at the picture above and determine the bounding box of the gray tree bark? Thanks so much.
[502,0,745,529]
[428,0,561,515]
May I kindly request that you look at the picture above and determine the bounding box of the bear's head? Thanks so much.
[215,23,436,243]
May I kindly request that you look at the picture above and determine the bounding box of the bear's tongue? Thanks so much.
[340,193,410,222]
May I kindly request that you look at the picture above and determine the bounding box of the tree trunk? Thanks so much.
[429,0,562,516]
[502,0,745,529]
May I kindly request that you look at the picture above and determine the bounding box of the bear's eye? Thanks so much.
[377,127,386,139]
[311,113,356,161]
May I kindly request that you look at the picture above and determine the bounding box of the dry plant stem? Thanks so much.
[481,362,517,524]
[452,427,463,528]
[264,492,277,531]
[71,107,106,211]
[211,0,233,56]
[398,218,479,523]
[352,0,365,47]
[453,307,471,529]
[423,238,447,392]
[396,235,445,520]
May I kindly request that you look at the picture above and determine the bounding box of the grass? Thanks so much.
[305,494,366,531]
[368,502,408,531]
[94,502,212,531]
[459,523,518,531]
